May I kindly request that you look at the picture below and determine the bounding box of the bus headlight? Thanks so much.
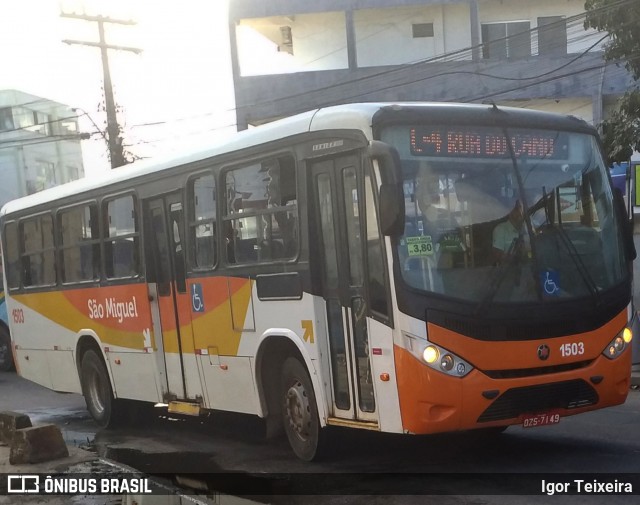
[440,354,454,371]
[423,346,439,364]
[404,333,473,377]
[603,327,632,360]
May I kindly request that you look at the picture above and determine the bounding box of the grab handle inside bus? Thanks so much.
[367,141,405,236]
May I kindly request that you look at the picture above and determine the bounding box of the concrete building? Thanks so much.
[0,90,86,209]
[229,0,635,130]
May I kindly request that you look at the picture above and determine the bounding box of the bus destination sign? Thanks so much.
[410,127,568,159]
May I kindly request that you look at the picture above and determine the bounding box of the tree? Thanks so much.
[585,0,640,163]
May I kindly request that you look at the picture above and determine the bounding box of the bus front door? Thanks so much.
[145,192,202,403]
[312,156,377,423]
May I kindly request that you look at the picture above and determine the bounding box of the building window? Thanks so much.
[189,173,217,269]
[225,155,298,264]
[58,204,100,283]
[12,108,50,135]
[279,26,293,55]
[104,194,140,278]
[26,160,56,195]
[0,108,14,131]
[412,23,434,38]
[538,16,567,56]
[482,21,531,59]
[66,165,80,183]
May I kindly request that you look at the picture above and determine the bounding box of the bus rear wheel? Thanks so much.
[80,349,117,428]
[0,325,14,372]
[280,357,326,461]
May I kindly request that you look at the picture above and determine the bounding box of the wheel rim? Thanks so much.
[87,367,106,416]
[285,378,311,442]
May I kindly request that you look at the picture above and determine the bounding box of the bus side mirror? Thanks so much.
[613,188,636,261]
[367,141,405,236]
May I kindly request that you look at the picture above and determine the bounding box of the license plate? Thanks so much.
[521,412,561,428]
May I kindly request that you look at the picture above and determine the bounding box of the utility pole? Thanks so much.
[61,12,142,169]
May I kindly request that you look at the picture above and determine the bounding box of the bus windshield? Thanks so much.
[380,125,627,304]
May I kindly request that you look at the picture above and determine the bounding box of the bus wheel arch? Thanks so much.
[255,334,328,460]
[256,336,300,439]
[75,335,118,428]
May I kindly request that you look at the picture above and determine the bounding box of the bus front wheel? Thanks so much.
[80,349,116,428]
[280,357,326,461]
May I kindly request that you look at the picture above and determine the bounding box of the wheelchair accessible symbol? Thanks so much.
[541,270,560,296]
[191,283,205,312]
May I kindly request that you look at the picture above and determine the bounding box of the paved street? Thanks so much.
[2,370,640,504]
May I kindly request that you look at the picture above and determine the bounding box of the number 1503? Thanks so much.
[560,342,584,357]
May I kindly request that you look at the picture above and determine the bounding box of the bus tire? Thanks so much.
[0,325,14,372]
[80,349,117,428]
[280,357,326,461]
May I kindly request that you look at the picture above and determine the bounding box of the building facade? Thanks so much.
[229,0,634,130]
[0,90,85,209]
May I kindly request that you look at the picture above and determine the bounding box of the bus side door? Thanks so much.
[312,154,377,423]
[144,192,202,402]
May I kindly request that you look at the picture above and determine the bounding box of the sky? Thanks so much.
[0,0,236,174]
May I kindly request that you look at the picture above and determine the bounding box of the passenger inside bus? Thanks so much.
[263,158,297,259]
[226,155,298,264]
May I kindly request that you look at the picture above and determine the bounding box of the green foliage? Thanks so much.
[585,0,640,79]
[585,0,640,162]
[600,89,640,164]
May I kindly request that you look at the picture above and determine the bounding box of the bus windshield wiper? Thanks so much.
[473,127,545,315]
[549,222,601,306]
[473,237,524,316]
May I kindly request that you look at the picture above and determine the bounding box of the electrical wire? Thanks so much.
[126,0,632,135]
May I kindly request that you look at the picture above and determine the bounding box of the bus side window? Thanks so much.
[189,173,217,270]
[364,169,389,319]
[20,215,55,287]
[104,195,140,278]
[58,204,100,283]
[224,155,298,265]
[4,222,20,289]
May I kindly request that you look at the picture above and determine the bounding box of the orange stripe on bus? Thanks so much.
[11,276,254,356]
[426,310,627,371]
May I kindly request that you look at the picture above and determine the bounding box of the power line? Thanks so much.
[462,55,640,104]
[114,0,635,155]
[229,1,632,115]
[0,97,54,110]
[127,0,629,134]
[0,134,90,150]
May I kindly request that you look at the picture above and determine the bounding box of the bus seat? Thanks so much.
[111,240,136,277]
[235,238,257,263]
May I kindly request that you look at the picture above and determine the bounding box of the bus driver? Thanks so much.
[492,199,526,264]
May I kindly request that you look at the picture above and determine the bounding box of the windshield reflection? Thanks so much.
[380,126,627,304]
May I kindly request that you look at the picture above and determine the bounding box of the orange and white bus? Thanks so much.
[1,103,635,460]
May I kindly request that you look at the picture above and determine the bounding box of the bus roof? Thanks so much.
[0,102,592,218]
